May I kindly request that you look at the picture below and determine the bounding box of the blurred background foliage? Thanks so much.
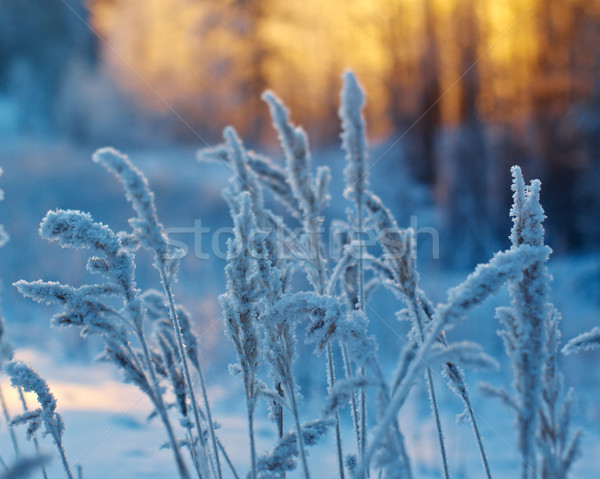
[0,0,599,264]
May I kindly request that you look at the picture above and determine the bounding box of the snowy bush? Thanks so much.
[0,72,586,479]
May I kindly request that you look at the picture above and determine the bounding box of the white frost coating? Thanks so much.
[16,206,192,478]
[219,191,263,479]
[39,209,120,253]
[563,326,600,354]
[262,91,316,218]
[95,147,217,478]
[505,167,551,479]
[263,90,329,291]
[444,244,550,324]
[364,192,417,297]
[14,280,125,339]
[6,361,58,429]
[198,142,301,218]
[17,209,147,360]
[538,308,582,478]
[93,147,168,258]
[37,209,137,297]
[255,419,334,478]
[220,192,261,395]
[489,166,581,479]
[339,70,368,201]
[6,360,73,479]
[223,126,262,208]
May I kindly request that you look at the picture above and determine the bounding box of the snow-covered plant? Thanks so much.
[255,418,334,479]
[5,361,72,479]
[217,127,337,479]
[260,74,413,478]
[262,90,330,291]
[0,315,50,479]
[15,209,192,479]
[504,167,549,479]
[339,71,497,479]
[145,292,208,478]
[538,309,581,479]
[0,313,18,460]
[93,147,222,479]
[262,86,345,478]
[260,292,317,479]
[485,167,581,479]
[353,242,549,478]
[364,188,495,478]
[339,71,370,472]
[199,71,568,479]
[0,168,50,479]
[220,189,264,479]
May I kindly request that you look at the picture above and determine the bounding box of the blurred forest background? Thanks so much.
[0,0,599,267]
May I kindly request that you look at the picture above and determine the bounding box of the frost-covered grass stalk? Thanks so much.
[92,148,221,479]
[0,170,19,461]
[15,210,191,479]
[220,197,261,478]
[338,71,493,479]
[537,309,581,479]
[486,167,581,479]
[364,189,453,479]
[354,243,551,477]
[15,388,49,479]
[0,316,19,459]
[364,190,494,478]
[216,124,346,479]
[261,291,312,479]
[5,361,73,479]
[505,167,549,479]
[0,166,50,479]
[339,71,370,473]
[262,88,339,479]
[154,309,203,476]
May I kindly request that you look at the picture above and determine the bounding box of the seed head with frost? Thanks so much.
[502,167,552,478]
[5,361,73,478]
[93,148,169,259]
[15,208,192,478]
[339,70,369,202]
